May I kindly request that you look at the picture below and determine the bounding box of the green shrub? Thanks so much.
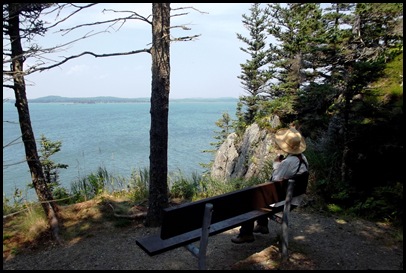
[52,187,72,205]
[170,177,197,200]
[128,168,149,202]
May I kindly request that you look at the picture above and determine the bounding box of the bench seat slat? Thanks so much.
[136,208,274,256]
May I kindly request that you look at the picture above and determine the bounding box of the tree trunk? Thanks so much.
[145,3,171,227]
[7,3,62,243]
[341,65,353,185]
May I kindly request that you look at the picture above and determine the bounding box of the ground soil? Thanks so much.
[3,202,403,270]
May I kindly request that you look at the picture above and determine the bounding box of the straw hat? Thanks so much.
[275,127,306,154]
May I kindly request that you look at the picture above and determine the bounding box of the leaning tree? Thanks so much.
[3,3,65,243]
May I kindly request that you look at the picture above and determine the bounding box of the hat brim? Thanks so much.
[275,128,306,154]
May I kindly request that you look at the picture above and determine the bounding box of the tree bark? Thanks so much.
[145,3,171,227]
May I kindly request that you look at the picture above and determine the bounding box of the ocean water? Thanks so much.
[3,99,237,201]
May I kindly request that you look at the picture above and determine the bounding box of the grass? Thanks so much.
[3,193,145,260]
[3,204,53,257]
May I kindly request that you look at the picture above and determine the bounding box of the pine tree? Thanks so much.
[201,112,233,172]
[266,3,324,98]
[38,134,68,193]
[211,112,233,150]
[236,3,273,125]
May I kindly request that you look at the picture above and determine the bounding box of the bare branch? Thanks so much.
[57,9,152,36]
[3,135,23,149]
[169,5,207,41]
[32,48,151,73]
[4,3,205,80]
[44,3,99,29]
[171,12,190,18]
[103,8,152,22]
[3,160,27,168]
[171,35,201,42]
[4,29,120,78]
[171,6,209,15]
[24,29,108,57]
[3,84,14,89]
[170,24,192,31]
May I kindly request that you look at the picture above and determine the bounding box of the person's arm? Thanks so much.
[271,154,286,181]
[272,154,283,171]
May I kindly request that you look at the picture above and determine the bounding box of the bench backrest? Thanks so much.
[161,178,306,239]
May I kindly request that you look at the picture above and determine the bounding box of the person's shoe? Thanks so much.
[253,225,269,234]
[231,234,255,244]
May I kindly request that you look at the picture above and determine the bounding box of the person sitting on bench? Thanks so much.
[231,127,309,244]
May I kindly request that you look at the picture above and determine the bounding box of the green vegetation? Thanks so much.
[37,135,69,193]
[233,3,403,228]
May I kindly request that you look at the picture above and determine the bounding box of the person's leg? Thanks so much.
[253,215,269,234]
[256,215,268,226]
[239,220,254,235]
[231,220,255,244]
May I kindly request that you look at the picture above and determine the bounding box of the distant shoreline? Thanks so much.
[4,96,238,104]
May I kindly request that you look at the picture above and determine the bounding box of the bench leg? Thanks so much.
[198,203,213,270]
[185,203,213,270]
[281,179,294,262]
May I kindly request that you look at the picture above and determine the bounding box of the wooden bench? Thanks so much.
[136,177,308,270]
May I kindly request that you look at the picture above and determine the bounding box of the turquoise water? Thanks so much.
[3,99,237,201]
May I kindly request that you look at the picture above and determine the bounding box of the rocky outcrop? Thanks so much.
[210,122,280,181]
[209,132,239,180]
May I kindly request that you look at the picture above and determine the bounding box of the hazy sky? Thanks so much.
[3,3,254,100]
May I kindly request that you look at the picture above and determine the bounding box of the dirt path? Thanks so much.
[3,206,403,270]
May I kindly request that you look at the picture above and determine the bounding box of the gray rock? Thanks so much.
[210,121,281,181]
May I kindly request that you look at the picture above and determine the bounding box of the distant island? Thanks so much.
[4,96,238,104]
